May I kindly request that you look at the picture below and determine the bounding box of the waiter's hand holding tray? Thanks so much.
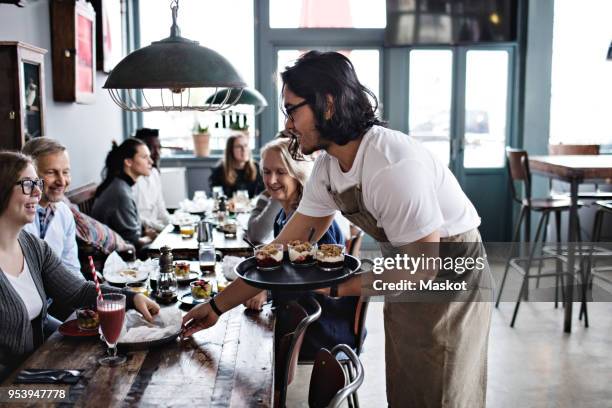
[234,242,373,291]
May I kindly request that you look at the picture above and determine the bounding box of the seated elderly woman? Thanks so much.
[209,134,264,199]
[244,138,358,359]
[0,151,159,380]
[92,138,156,248]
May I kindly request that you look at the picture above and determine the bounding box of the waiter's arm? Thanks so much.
[335,230,440,297]
[273,211,335,245]
[212,212,334,313]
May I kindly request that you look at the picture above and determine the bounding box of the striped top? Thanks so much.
[0,230,135,380]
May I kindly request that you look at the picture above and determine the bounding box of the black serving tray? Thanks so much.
[235,255,362,291]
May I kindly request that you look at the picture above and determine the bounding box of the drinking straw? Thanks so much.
[88,256,102,300]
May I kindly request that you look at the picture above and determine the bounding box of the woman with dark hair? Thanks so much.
[183,51,492,407]
[209,134,264,198]
[0,151,159,380]
[92,138,155,247]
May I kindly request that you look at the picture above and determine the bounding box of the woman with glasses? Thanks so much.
[0,151,159,381]
[209,134,264,199]
[92,138,155,248]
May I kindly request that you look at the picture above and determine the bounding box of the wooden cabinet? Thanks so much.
[0,41,47,151]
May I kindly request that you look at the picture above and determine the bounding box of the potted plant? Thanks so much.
[192,123,210,157]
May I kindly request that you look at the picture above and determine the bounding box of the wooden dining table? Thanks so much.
[1,272,275,407]
[148,216,253,260]
[529,154,612,332]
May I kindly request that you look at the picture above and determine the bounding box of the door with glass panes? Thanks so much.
[409,46,515,241]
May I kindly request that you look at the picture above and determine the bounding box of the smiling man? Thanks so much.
[22,138,80,276]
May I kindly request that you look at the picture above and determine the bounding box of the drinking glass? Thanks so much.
[97,293,126,366]
[199,243,216,273]
[180,223,195,239]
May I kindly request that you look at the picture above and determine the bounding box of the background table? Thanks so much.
[529,155,612,332]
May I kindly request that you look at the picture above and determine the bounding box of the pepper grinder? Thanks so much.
[157,246,177,303]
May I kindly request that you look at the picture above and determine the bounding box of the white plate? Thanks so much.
[103,268,149,285]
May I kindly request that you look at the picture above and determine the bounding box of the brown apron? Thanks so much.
[324,152,492,408]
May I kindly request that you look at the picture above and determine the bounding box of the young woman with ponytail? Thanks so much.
[91,138,155,247]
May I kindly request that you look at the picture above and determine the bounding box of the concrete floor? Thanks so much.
[285,258,612,408]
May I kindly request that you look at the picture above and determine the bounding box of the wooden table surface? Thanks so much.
[2,277,275,407]
[529,155,612,181]
[148,222,253,260]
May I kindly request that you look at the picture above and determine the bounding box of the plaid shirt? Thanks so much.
[37,204,56,239]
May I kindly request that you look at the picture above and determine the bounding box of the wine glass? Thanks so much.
[97,293,127,366]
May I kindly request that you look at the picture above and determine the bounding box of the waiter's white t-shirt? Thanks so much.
[297,125,481,246]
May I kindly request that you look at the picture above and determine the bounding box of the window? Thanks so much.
[139,0,255,152]
[408,49,453,165]
[549,0,612,145]
[269,0,386,28]
[463,50,509,168]
[276,49,380,133]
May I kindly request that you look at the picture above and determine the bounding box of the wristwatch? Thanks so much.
[209,297,224,316]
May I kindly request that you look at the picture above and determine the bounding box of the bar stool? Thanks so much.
[579,200,612,327]
[496,148,580,327]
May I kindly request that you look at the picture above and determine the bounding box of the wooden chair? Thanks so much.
[275,297,322,408]
[346,225,365,258]
[498,148,578,326]
[65,182,97,215]
[308,344,364,408]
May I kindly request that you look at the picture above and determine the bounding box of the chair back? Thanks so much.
[353,297,369,355]
[308,344,364,408]
[346,225,365,257]
[506,147,532,204]
[275,297,322,408]
[65,183,97,215]
[549,144,599,156]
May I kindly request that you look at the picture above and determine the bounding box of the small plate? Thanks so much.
[58,319,99,337]
[176,271,201,284]
[178,292,216,306]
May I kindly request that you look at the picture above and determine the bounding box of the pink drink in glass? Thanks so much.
[98,304,125,344]
[96,293,127,366]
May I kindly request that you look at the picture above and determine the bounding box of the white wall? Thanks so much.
[0,1,124,187]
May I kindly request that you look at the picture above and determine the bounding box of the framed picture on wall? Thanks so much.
[75,3,95,102]
[50,0,96,103]
[92,0,123,73]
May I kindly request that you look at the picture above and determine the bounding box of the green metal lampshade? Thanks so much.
[103,0,246,112]
[205,87,268,115]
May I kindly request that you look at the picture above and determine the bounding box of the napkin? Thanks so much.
[222,256,244,281]
[118,308,182,343]
[15,369,82,384]
[102,253,157,284]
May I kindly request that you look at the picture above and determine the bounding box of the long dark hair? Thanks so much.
[281,51,385,149]
[0,151,32,216]
[222,134,257,186]
[95,138,145,198]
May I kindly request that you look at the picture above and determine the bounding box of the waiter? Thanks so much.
[183,51,492,407]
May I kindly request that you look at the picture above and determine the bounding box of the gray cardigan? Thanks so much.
[0,231,135,379]
[246,193,282,244]
[91,177,141,245]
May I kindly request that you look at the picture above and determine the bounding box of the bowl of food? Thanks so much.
[219,221,238,237]
[174,261,191,278]
[288,240,317,266]
[316,244,345,271]
[190,279,213,300]
[255,243,284,270]
[76,308,100,331]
